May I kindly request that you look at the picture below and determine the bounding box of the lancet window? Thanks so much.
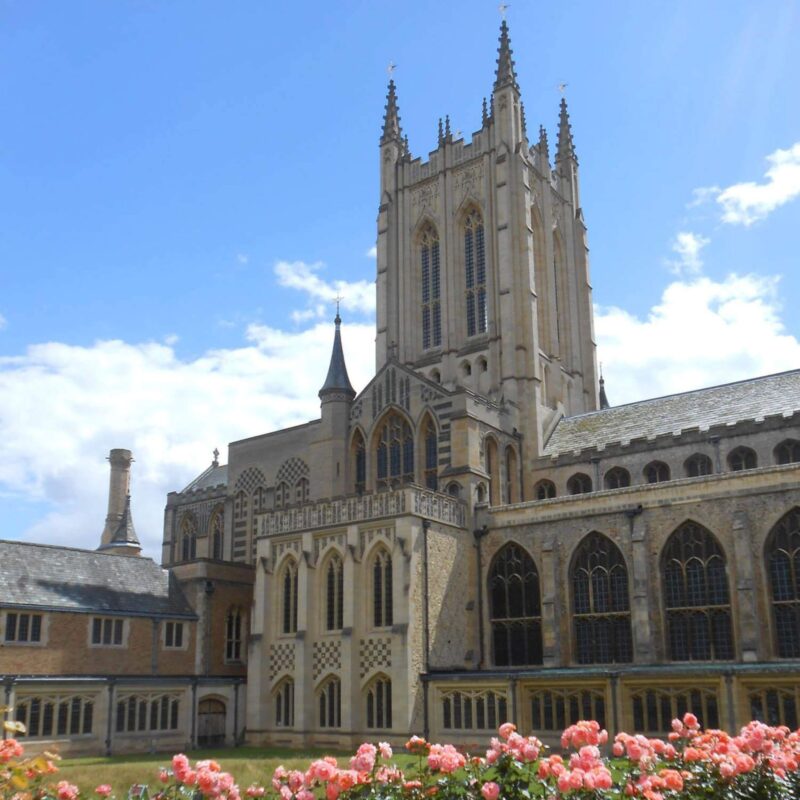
[210,509,223,559]
[372,549,393,628]
[180,516,197,561]
[366,676,392,729]
[423,418,438,490]
[325,553,344,631]
[376,413,414,489]
[353,431,366,493]
[275,679,294,728]
[766,508,800,658]
[280,559,299,635]
[420,224,442,349]
[225,607,244,662]
[318,677,341,728]
[464,208,487,337]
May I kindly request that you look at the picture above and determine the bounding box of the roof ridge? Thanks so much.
[0,539,157,562]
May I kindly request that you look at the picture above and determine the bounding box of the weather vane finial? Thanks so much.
[498,3,510,20]
[557,82,569,95]
[334,294,343,317]
[387,61,396,78]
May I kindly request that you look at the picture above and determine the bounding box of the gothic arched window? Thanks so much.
[295,477,309,504]
[275,482,290,509]
[644,461,670,484]
[225,607,244,662]
[420,224,442,350]
[567,473,592,495]
[604,467,631,490]
[775,440,800,465]
[464,208,487,337]
[534,479,556,500]
[662,522,733,661]
[423,417,438,490]
[371,549,393,628]
[571,533,632,664]
[274,679,294,728]
[366,676,392,729]
[489,543,543,666]
[318,677,341,728]
[210,509,223,560]
[766,508,800,658]
[376,413,414,490]
[180,516,197,561]
[280,559,298,635]
[353,431,366,493]
[728,446,757,471]
[685,453,713,478]
[324,553,344,632]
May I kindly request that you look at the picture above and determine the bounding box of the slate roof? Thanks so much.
[181,463,228,494]
[543,369,800,457]
[0,540,196,618]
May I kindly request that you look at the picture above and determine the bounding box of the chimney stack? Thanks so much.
[100,448,133,547]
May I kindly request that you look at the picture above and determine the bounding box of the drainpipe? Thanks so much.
[474,525,489,669]
[422,519,431,741]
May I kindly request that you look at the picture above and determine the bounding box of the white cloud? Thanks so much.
[366,245,377,258]
[694,142,800,226]
[274,260,376,317]
[596,272,800,404]
[0,322,375,558]
[666,231,710,275]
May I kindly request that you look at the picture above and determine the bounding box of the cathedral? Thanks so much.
[3,20,800,755]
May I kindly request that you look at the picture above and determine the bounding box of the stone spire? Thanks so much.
[381,79,402,144]
[319,310,356,400]
[556,97,577,163]
[599,370,610,410]
[493,20,519,92]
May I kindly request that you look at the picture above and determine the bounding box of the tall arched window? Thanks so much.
[280,559,299,635]
[685,453,713,477]
[225,607,243,662]
[210,509,224,560]
[275,482,289,509]
[423,417,438,490]
[420,224,441,350]
[318,677,341,728]
[295,477,309,504]
[274,679,294,728]
[464,208,487,337]
[372,549,393,628]
[366,676,392,729]
[571,533,632,664]
[604,467,631,489]
[376,413,414,490]
[353,431,366,493]
[567,473,592,495]
[766,508,800,658]
[644,461,670,484]
[180,516,197,561]
[662,522,733,661]
[489,543,543,666]
[325,554,344,631]
[728,446,757,471]
[775,440,800,465]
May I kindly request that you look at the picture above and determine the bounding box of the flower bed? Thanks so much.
[3,713,800,799]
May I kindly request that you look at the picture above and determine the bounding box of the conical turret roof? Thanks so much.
[381,79,402,144]
[493,20,519,92]
[319,312,356,399]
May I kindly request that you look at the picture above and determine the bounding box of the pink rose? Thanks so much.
[481,781,500,800]
[498,722,516,740]
[95,786,112,797]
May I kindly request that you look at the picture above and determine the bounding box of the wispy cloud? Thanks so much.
[274,260,375,318]
[666,231,710,276]
[366,245,377,258]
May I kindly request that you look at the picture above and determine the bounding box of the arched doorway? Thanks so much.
[198,698,226,747]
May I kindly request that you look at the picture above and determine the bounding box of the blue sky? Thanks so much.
[1,0,799,556]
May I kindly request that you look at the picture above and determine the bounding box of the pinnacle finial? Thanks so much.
[381,78,402,144]
[482,97,489,126]
[494,19,518,92]
[598,364,610,409]
[556,96,577,163]
[438,118,444,147]
[212,447,220,467]
[538,125,550,163]
[520,101,527,137]
[445,114,452,140]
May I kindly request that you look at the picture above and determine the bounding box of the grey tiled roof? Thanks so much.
[181,463,228,494]
[543,369,800,457]
[0,540,196,618]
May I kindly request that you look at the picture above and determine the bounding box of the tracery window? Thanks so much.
[728,446,757,471]
[225,607,244,662]
[275,679,294,728]
[630,686,720,734]
[464,208,487,337]
[534,479,556,500]
[15,694,94,738]
[685,453,713,478]
[376,413,414,490]
[748,685,799,730]
[318,677,341,728]
[775,439,800,465]
[766,508,800,658]
[275,482,290,509]
[280,559,299,635]
[489,544,543,666]
[295,476,310,504]
[366,676,392,729]
[441,689,508,731]
[420,224,442,349]
[644,461,670,484]
[529,686,606,732]
[116,693,180,734]
[210,509,224,559]
[662,522,733,661]
[372,549,393,628]
[353,431,366,493]
[571,533,632,664]
[325,553,344,631]
[180,515,197,561]
[423,418,438,490]
[567,473,592,495]
[604,466,631,490]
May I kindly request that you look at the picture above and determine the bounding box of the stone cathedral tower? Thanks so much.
[375,21,599,474]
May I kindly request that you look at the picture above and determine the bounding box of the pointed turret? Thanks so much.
[556,97,577,164]
[599,373,610,410]
[493,20,519,92]
[381,79,402,144]
[319,311,356,401]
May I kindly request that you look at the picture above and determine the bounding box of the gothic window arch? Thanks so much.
[275,482,290,509]
[728,446,757,471]
[775,439,800,465]
[571,533,632,664]
[644,461,670,484]
[567,473,592,495]
[318,676,341,728]
[225,607,244,663]
[371,547,393,629]
[323,552,344,632]
[210,508,224,560]
[180,515,197,561]
[604,466,631,490]
[295,476,309,505]
[419,223,442,350]
[489,543,543,666]
[274,678,294,728]
[365,675,392,729]
[352,430,366,493]
[463,207,487,337]
[534,479,556,500]
[279,559,299,635]
[662,522,734,661]
[421,415,438,490]
[685,453,713,477]
[766,508,800,658]
[375,411,414,490]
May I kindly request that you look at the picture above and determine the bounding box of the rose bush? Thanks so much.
[3,712,800,799]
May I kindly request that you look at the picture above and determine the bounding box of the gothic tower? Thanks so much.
[374,21,599,472]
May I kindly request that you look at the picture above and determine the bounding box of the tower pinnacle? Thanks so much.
[381,79,402,144]
[494,20,519,92]
[319,312,356,400]
[556,96,577,163]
